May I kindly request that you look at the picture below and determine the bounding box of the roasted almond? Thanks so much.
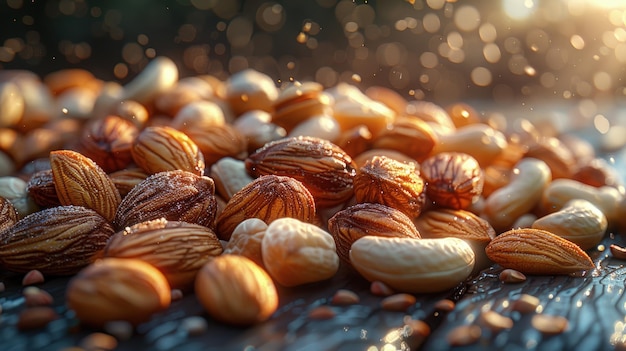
[50,149,122,222]
[105,218,223,290]
[216,174,316,240]
[113,170,217,230]
[131,125,205,176]
[0,205,115,275]
[78,115,139,173]
[26,169,61,208]
[245,136,357,208]
[485,228,595,275]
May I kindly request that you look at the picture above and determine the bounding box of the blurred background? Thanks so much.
[1,0,626,106]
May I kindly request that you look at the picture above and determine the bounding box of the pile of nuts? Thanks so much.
[0,56,625,343]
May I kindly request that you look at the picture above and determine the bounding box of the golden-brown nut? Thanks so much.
[104,218,223,290]
[353,156,425,218]
[131,125,205,176]
[67,258,171,327]
[195,254,278,325]
[0,206,115,275]
[445,102,482,128]
[485,228,595,275]
[113,170,217,230]
[413,208,495,244]
[371,116,438,162]
[405,100,456,135]
[216,174,316,240]
[525,137,576,179]
[272,81,331,132]
[333,125,372,159]
[245,136,357,208]
[262,217,339,287]
[113,99,149,129]
[108,167,149,198]
[180,123,247,168]
[225,69,278,115]
[328,202,421,263]
[420,152,484,210]
[50,150,122,222]
[78,115,139,173]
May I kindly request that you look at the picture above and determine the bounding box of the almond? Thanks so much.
[0,205,115,275]
[216,174,316,240]
[195,254,278,325]
[113,170,217,230]
[485,228,595,275]
[105,218,223,290]
[50,149,121,222]
[413,208,496,244]
[131,125,205,176]
[245,136,356,208]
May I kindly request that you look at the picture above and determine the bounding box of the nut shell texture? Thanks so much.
[105,218,223,289]
[245,136,356,208]
[114,170,217,230]
[0,206,115,275]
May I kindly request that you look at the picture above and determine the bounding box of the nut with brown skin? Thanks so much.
[78,115,139,173]
[181,123,248,168]
[420,152,484,210]
[353,156,426,218]
[245,136,357,208]
[328,202,421,263]
[216,174,316,240]
[413,208,495,244]
[50,150,122,222]
[66,258,171,327]
[195,254,278,325]
[131,125,206,176]
[371,116,438,162]
[0,205,115,275]
[114,170,217,230]
[108,167,149,198]
[272,81,331,132]
[485,228,595,275]
[105,218,223,290]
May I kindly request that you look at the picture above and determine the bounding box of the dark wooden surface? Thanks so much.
[1,228,625,351]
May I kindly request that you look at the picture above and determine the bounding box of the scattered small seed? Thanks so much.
[180,316,209,336]
[446,325,482,346]
[23,286,54,306]
[103,320,134,341]
[331,289,360,305]
[510,294,540,314]
[381,293,416,312]
[22,270,44,286]
[17,306,59,330]
[79,332,118,351]
[479,310,514,332]
[171,289,184,301]
[308,305,336,320]
[610,244,626,260]
[499,269,527,284]
[370,280,395,296]
[434,299,455,312]
[531,314,568,335]
[402,316,431,348]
